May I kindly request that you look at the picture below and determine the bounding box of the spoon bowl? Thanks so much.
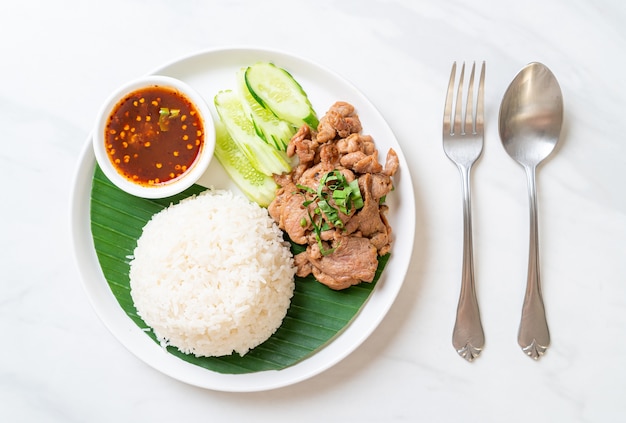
[499,63,563,167]
[498,62,563,359]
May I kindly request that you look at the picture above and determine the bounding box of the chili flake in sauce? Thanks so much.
[104,86,204,186]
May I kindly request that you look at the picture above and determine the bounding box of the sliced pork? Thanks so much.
[269,101,399,290]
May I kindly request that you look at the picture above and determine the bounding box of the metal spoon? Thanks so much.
[498,62,563,360]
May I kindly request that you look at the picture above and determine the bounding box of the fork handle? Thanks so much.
[452,166,485,361]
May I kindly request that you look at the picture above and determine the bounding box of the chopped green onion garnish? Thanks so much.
[295,170,365,256]
[158,107,181,131]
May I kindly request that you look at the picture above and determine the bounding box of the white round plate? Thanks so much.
[71,46,415,392]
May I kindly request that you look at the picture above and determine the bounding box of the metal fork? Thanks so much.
[443,61,486,361]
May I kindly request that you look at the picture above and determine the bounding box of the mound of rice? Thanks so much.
[129,189,295,357]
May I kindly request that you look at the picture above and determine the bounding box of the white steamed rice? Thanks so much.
[129,189,295,357]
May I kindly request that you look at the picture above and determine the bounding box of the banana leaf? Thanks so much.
[90,166,388,374]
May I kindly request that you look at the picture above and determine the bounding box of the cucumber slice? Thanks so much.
[245,62,319,129]
[214,89,292,177]
[236,68,296,151]
[213,122,277,207]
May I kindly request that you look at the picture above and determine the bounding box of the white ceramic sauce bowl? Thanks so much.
[93,75,215,199]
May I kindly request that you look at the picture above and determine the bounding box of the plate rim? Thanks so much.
[71,45,416,392]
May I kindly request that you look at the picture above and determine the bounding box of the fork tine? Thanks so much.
[454,63,465,136]
[443,62,457,136]
[465,62,476,135]
[476,61,486,133]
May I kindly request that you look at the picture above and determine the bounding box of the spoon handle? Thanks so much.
[519,166,550,359]
[452,165,485,361]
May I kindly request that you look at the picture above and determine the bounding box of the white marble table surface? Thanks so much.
[2,0,625,421]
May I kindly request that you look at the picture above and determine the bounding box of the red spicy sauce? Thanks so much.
[104,86,203,186]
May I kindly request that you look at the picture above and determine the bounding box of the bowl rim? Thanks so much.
[92,75,215,199]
